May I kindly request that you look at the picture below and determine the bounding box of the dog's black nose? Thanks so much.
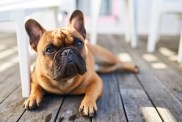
[62,49,73,57]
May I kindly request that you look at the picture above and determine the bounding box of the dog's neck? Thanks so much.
[58,77,76,87]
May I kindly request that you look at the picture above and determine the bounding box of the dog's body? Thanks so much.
[23,10,138,117]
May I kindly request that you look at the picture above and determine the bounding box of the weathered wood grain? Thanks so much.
[140,36,182,72]
[0,87,25,122]
[0,58,36,103]
[19,94,64,122]
[0,33,18,49]
[92,74,127,122]
[136,70,182,121]
[0,32,16,40]
[0,63,20,83]
[0,54,36,84]
[99,35,162,122]
[116,73,162,122]
[112,36,182,122]
[0,44,19,83]
[138,37,182,102]
[0,69,20,103]
[56,95,90,122]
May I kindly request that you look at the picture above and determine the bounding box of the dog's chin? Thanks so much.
[53,64,78,81]
[53,74,76,81]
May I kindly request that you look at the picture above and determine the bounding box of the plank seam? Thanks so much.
[16,109,26,122]
[134,74,164,122]
[114,73,129,122]
[53,96,65,122]
[0,85,20,104]
[0,66,19,83]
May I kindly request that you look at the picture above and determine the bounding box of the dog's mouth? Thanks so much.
[53,47,87,81]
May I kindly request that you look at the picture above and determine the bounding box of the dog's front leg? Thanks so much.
[79,73,103,117]
[23,82,43,109]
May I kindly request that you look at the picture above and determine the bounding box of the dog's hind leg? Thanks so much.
[95,62,139,73]
[88,43,139,73]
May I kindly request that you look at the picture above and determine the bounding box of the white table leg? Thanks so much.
[14,10,30,98]
[178,26,182,63]
[124,0,131,42]
[147,0,161,52]
[90,0,101,45]
[128,0,138,48]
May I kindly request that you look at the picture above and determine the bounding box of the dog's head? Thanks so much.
[25,10,87,81]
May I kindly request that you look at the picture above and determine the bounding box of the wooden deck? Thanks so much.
[0,32,182,122]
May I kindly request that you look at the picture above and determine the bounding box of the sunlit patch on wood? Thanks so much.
[117,52,132,62]
[142,54,158,62]
[0,47,17,59]
[151,62,167,69]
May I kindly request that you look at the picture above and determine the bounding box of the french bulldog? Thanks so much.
[23,10,139,117]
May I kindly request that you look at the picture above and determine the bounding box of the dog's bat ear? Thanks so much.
[25,19,45,51]
[68,10,86,39]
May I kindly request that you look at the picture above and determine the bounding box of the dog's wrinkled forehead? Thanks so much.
[47,27,84,46]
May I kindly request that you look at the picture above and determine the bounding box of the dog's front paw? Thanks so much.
[23,95,43,109]
[79,99,97,117]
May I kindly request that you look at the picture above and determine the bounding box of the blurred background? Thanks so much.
[0,0,180,36]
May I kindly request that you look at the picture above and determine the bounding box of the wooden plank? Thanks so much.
[0,47,18,61]
[92,74,127,122]
[116,73,162,122]
[0,35,18,48]
[0,69,20,103]
[56,95,90,122]
[0,59,36,103]
[0,87,25,122]
[143,54,182,102]
[97,35,119,54]
[19,94,64,122]
[0,32,16,40]
[0,55,36,83]
[136,70,182,121]
[150,56,182,102]
[111,36,182,122]
[0,34,20,83]
[0,63,19,83]
[153,35,182,72]
[135,37,182,102]
[99,35,161,121]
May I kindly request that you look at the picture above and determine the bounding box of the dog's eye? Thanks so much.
[45,45,56,54]
[74,38,83,48]
[46,47,53,53]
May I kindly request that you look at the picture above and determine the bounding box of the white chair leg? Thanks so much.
[90,0,101,45]
[14,10,30,98]
[178,26,182,62]
[128,0,138,48]
[147,0,161,52]
[124,0,131,42]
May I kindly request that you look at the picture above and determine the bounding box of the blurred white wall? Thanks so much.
[0,0,180,36]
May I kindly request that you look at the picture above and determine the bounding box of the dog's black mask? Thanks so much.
[53,47,87,81]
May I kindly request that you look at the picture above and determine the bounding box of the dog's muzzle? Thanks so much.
[53,47,87,81]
